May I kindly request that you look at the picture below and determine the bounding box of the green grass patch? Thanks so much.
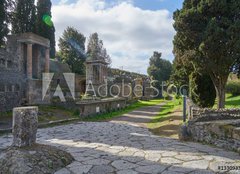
[148,98,182,129]
[0,111,12,118]
[225,94,240,109]
[37,105,77,122]
[83,99,164,121]
[214,94,240,109]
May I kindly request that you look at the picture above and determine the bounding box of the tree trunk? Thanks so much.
[209,73,228,109]
[216,84,226,109]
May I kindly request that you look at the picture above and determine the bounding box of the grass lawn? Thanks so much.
[225,94,240,109]
[214,94,240,109]
[84,99,164,121]
[148,98,182,127]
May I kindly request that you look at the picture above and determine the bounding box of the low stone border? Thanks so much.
[187,119,240,153]
[180,98,240,153]
[186,98,240,120]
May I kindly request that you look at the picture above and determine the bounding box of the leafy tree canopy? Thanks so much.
[173,0,240,108]
[147,51,172,89]
[87,33,111,65]
[58,27,86,75]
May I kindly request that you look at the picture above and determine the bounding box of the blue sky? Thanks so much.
[52,0,184,74]
[52,0,183,12]
[132,0,183,13]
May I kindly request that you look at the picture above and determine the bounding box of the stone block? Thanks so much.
[12,106,38,147]
[232,127,240,140]
[178,124,190,141]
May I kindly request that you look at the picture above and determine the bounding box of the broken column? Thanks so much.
[12,106,38,147]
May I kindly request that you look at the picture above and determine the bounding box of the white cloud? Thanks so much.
[52,0,175,74]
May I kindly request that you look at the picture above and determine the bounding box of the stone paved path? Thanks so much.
[0,104,240,174]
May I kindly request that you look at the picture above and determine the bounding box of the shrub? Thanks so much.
[190,72,216,108]
[226,81,240,96]
[73,109,80,117]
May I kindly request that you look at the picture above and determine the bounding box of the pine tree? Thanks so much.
[87,33,111,64]
[58,27,86,75]
[36,0,56,58]
[11,0,36,34]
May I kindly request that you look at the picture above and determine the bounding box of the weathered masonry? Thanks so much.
[0,33,50,112]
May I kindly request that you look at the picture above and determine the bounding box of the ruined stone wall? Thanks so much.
[186,98,240,120]
[76,98,127,117]
[188,120,240,153]
[0,48,26,112]
[184,98,240,153]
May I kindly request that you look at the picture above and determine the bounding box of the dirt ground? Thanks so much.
[150,109,183,139]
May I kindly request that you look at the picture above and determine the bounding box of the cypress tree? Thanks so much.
[12,0,36,34]
[0,0,8,46]
[0,0,13,46]
[36,0,56,58]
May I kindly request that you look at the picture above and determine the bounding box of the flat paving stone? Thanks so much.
[67,161,92,174]
[117,169,138,174]
[54,168,71,174]
[182,160,209,170]
[82,158,111,165]
[135,164,168,173]
[175,154,203,161]
[111,160,138,170]
[161,157,183,164]
[89,165,115,174]
[167,165,195,173]
[0,104,239,174]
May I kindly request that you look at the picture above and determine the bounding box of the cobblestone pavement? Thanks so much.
[0,106,240,174]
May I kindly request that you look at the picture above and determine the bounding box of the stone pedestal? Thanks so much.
[178,124,190,141]
[12,106,38,147]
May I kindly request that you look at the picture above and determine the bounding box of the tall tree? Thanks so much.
[147,52,172,91]
[0,0,13,46]
[36,0,56,58]
[170,54,192,88]
[173,0,240,108]
[11,0,36,34]
[58,27,86,75]
[87,33,111,64]
[0,0,8,46]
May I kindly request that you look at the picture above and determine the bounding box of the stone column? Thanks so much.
[45,48,50,73]
[37,48,41,78]
[27,43,33,79]
[12,106,38,147]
